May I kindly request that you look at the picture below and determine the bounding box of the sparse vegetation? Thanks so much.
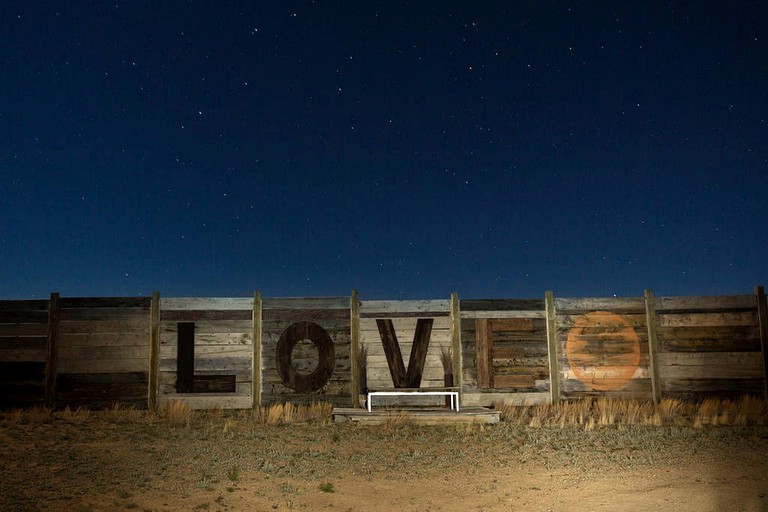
[494,396,768,428]
[0,396,765,510]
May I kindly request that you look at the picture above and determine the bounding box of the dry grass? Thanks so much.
[261,401,332,425]
[494,395,768,429]
[163,400,193,427]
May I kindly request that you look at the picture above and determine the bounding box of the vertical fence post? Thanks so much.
[350,290,360,407]
[755,286,768,400]
[252,291,262,410]
[644,289,662,404]
[545,291,560,404]
[148,291,160,411]
[44,292,60,408]
[450,292,462,397]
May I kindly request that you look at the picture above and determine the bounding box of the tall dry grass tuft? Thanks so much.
[164,400,193,427]
[261,401,332,425]
[59,406,91,422]
[496,395,768,428]
[438,345,453,375]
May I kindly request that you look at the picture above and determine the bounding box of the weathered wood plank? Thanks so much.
[160,297,253,311]
[252,291,262,409]
[475,319,492,388]
[160,310,253,321]
[459,299,545,311]
[45,293,60,407]
[149,291,160,410]
[262,308,349,321]
[657,311,758,327]
[655,294,756,312]
[662,378,765,393]
[58,358,149,373]
[0,324,50,336]
[59,297,151,309]
[0,337,48,350]
[545,291,560,403]
[460,310,547,319]
[555,297,646,314]
[361,300,450,317]
[262,297,349,310]
[0,310,50,323]
[658,351,763,367]
[644,289,662,404]
[0,300,50,311]
[58,345,149,360]
[59,333,151,348]
[59,319,150,334]
[59,307,150,321]
[756,286,768,398]
[350,290,360,407]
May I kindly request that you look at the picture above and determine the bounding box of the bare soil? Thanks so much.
[1,410,767,512]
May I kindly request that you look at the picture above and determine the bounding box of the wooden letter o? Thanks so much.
[276,321,335,393]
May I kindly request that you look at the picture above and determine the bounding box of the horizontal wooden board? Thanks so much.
[59,297,151,308]
[658,351,763,367]
[662,378,765,393]
[0,300,50,311]
[360,300,450,317]
[0,348,48,362]
[59,333,149,348]
[59,319,149,335]
[59,307,149,321]
[654,295,756,312]
[263,297,350,310]
[0,323,49,336]
[262,308,349,321]
[657,311,757,328]
[0,336,47,350]
[160,332,252,347]
[58,345,148,360]
[555,297,646,314]
[460,310,547,319]
[161,319,253,333]
[0,310,49,323]
[160,297,253,310]
[459,299,545,311]
[58,358,148,374]
[160,310,252,321]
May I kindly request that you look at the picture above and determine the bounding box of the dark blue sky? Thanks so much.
[2,2,766,299]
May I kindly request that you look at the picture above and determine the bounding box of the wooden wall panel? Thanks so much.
[157,298,254,407]
[0,300,49,407]
[260,297,352,406]
[655,294,764,398]
[55,298,150,407]
[553,298,651,400]
[459,299,550,406]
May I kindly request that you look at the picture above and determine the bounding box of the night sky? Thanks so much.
[2,2,767,300]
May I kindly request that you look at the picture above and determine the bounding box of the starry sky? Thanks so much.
[1,2,767,300]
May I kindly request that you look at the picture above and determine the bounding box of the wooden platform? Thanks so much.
[332,406,500,425]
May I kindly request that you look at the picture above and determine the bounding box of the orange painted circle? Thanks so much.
[565,311,640,391]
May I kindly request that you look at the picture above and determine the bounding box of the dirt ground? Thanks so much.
[1,409,767,512]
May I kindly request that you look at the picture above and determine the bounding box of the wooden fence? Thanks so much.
[1,288,766,409]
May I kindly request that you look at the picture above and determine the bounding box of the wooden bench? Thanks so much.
[366,387,460,412]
